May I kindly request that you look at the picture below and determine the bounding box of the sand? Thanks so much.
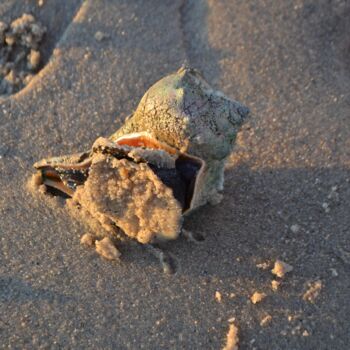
[0,0,349,348]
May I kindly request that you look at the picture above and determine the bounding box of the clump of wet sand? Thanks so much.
[0,13,46,95]
[271,260,293,278]
[222,322,239,350]
[80,233,95,247]
[260,314,272,327]
[80,233,120,261]
[250,291,267,304]
[303,280,322,303]
[95,237,121,260]
[215,291,222,303]
[271,280,281,291]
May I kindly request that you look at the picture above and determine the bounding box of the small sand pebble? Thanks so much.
[84,51,92,60]
[5,70,17,84]
[271,280,281,291]
[222,322,239,350]
[28,49,41,70]
[250,291,266,304]
[94,31,109,42]
[24,74,34,85]
[11,13,35,31]
[80,233,95,247]
[5,34,15,46]
[322,202,330,213]
[271,260,293,278]
[95,237,121,260]
[328,186,339,201]
[302,330,310,337]
[215,291,222,303]
[256,261,270,270]
[260,314,272,327]
[330,268,338,277]
[290,224,300,233]
[303,280,322,303]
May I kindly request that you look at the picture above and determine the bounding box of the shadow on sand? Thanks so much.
[125,163,350,278]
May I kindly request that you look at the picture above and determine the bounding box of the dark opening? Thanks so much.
[150,155,202,211]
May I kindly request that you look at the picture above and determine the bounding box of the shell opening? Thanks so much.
[147,155,202,212]
[35,162,90,198]
[35,134,204,212]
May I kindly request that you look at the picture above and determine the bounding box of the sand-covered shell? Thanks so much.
[33,67,249,244]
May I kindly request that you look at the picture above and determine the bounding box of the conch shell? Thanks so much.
[33,67,249,244]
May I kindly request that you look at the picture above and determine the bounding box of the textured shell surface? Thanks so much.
[111,66,249,161]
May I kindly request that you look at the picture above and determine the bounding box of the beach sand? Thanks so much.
[0,0,349,348]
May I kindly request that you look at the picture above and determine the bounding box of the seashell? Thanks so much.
[33,67,249,244]
[110,66,249,209]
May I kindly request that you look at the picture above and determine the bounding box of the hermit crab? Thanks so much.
[33,66,249,268]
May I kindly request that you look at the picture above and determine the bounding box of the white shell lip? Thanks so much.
[114,131,205,214]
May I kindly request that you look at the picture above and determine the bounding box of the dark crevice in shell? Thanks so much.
[175,155,202,211]
[148,155,201,211]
